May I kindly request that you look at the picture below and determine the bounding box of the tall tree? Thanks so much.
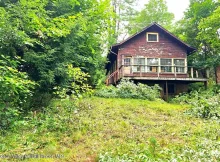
[197,6,220,82]
[111,0,138,42]
[127,0,174,34]
[173,0,219,82]
[174,0,217,47]
[174,0,218,68]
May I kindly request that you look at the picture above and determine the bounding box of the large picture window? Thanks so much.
[133,58,145,72]
[174,59,185,73]
[160,59,172,72]
[147,58,158,72]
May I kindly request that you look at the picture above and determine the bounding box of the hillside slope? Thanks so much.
[0,97,219,161]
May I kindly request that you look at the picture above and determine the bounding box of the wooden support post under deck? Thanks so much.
[166,81,168,101]
[204,81,208,90]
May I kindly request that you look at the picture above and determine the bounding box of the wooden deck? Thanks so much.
[106,65,208,85]
[124,76,208,82]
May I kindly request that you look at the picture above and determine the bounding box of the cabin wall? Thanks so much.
[176,84,188,94]
[160,83,188,98]
[117,27,187,69]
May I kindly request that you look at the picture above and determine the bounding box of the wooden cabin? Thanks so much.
[106,23,208,98]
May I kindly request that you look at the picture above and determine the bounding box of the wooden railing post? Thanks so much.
[191,67,194,78]
[140,65,142,77]
[119,67,121,79]
[206,69,210,78]
[122,65,124,77]
[157,66,159,78]
[174,66,176,78]
[196,70,198,78]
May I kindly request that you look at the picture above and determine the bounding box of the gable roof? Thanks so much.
[111,22,196,55]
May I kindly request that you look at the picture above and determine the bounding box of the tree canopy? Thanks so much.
[173,0,219,72]
[0,0,114,91]
[0,0,115,111]
[127,0,174,34]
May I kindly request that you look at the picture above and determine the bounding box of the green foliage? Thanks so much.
[116,79,138,98]
[173,0,219,74]
[127,0,174,34]
[161,138,220,162]
[111,0,138,42]
[0,0,114,108]
[95,79,162,100]
[53,65,93,99]
[173,87,220,119]
[174,0,217,47]
[188,82,206,91]
[0,55,36,129]
[197,6,220,67]
[94,85,118,98]
[99,137,160,161]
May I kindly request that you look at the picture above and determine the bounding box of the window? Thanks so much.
[124,58,131,66]
[160,59,172,72]
[174,59,185,73]
[133,58,145,72]
[147,33,158,42]
[147,58,158,72]
[147,58,158,65]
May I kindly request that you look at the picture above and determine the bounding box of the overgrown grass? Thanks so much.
[0,97,219,161]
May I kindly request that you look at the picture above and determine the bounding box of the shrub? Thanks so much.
[136,83,161,101]
[160,138,220,162]
[99,137,220,162]
[0,55,36,129]
[116,79,138,98]
[53,65,93,100]
[94,85,118,98]
[172,87,220,120]
[95,79,162,101]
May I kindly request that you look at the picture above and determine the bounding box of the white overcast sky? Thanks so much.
[137,0,190,21]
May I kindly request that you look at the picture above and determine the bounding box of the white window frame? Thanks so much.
[174,58,186,73]
[130,57,187,74]
[146,32,159,42]
[133,57,145,72]
[147,58,159,73]
[160,58,173,73]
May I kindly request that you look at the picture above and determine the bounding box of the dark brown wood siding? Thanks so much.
[117,27,187,69]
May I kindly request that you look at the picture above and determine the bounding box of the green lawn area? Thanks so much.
[0,97,219,161]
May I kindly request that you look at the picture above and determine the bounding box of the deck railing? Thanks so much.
[106,65,208,85]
